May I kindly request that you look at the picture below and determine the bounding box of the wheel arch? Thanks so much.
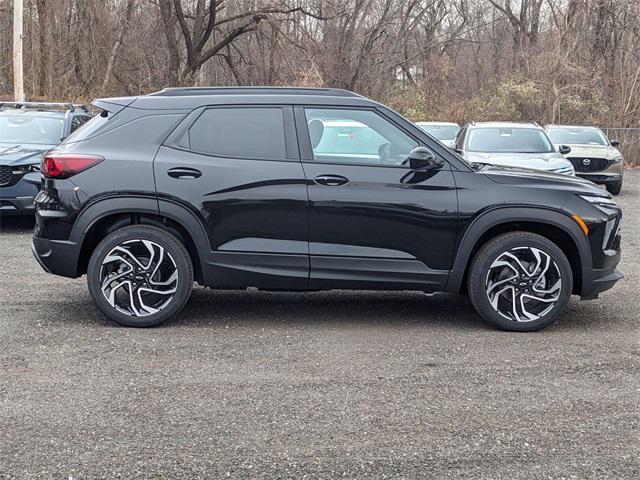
[446,207,592,296]
[72,196,210,282]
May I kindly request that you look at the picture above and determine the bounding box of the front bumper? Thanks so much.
[580,227,622,299]
[575,173,622,186]
[0,175,39,215]
[31,235,82,278]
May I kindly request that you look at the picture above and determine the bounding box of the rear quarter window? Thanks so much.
[63,111,110,143]
[188,107,287,160]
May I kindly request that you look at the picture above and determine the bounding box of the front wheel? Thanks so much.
[606,179,622,195]
[87,225,194,327]
[467,232,573,332]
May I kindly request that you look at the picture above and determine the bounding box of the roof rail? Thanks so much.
[0,101,88,112]
[531,121,540,127]
[147,86,362,98]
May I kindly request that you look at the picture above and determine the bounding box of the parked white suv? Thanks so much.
[416,121,460,148]
[454,122,575,175]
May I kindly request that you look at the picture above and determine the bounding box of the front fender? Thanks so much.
[445,206,591,293]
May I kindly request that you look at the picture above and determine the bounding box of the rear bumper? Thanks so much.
[31,235,82,278]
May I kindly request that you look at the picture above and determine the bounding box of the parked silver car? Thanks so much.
[415,121,460,148]
[453,122,575,175]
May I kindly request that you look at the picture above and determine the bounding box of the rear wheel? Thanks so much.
[467,232,573,332]
[606,179,622,195]
[87,225,193,327]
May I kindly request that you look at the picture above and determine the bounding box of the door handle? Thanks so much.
[167,167,202,179]
[314,174,349,186]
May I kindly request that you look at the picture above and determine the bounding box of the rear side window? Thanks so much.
[189,107,286,160]
[63,111,109,144]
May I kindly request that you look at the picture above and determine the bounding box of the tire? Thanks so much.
[606,179,622,195]
[467,232,573,332]
[87,225,193,327]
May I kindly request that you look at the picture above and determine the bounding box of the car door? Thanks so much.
[155,105,309,288]
[295,106,458,290]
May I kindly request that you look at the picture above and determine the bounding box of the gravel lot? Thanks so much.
[1,171,639,479]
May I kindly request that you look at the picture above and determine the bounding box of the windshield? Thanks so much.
[467,127,554,153]
[0,115,64,145]
[418,124,460,141]
[546,127,608,146]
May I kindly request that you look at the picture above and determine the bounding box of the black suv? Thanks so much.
[31,87,622,331]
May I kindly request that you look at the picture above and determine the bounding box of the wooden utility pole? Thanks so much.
[13,0,25,102]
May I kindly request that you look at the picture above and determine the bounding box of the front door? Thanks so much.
[155,105,309,288]
[296,107,458,290]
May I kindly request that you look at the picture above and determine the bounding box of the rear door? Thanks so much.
[155,105,309,288]
[296,106,458,291]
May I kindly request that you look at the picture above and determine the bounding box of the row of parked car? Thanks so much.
[1,89,623,332]
[416,121,625,194]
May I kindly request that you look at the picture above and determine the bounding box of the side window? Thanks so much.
[70,115,90,133]
[304,108,418,166]
[189,107,286,160]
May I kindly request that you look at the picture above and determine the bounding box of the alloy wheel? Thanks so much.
[485,246,562,323]
[99,239,178,317]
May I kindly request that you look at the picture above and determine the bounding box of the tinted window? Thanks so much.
[304,108,417,166]
[63,111,109,144]
[0,114,64,145]
[189,107,286,160]
[546,127,608,146]
[467,127,554,153]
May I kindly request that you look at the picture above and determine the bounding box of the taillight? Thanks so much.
[42,153,104,179]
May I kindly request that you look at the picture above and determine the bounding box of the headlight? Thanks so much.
[610,156,623,164]
[578,194,617,207]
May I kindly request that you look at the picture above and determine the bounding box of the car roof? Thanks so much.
[416,121,459,127]
[545,124,602,130]
[95,87,380,111]
[468,121,542,129]
[0,109,66,119]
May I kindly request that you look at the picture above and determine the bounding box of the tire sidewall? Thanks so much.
[469,232,573,332]
[87,225,193,327]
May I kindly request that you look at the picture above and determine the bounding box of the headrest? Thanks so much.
[308,119,325,149]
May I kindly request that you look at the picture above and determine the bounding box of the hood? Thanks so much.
[557,144,621,160]
[464,151,573,171]
[0,143,50,166]
[479,164,607,196]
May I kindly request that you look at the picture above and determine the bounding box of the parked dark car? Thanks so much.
[32,87,622,331]
[0,102,91,215]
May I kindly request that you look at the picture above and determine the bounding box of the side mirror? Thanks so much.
[558,145,571,155]
[611,139,620,147]
[408,147,443,171]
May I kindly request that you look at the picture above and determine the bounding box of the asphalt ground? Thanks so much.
[0,171,638,479]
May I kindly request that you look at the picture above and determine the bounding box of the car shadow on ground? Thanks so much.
[0,216,35,232]
[39,287,490,331]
